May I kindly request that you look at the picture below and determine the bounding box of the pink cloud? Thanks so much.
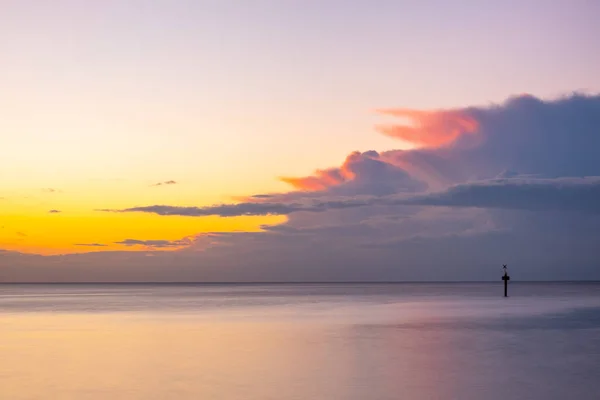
[279,106,481,193]
[375,108,479,147]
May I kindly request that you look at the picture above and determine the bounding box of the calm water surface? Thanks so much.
[1,283,600,400]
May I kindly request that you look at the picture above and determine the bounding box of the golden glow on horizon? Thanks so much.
[0,210,286,255]
[0,178,289,255]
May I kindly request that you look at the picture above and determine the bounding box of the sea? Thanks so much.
[1,282,599,400]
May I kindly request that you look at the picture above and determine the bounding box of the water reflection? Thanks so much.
[1,283,599,400]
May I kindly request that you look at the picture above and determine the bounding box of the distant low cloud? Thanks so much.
[101,197,374,217]
[115,238,193,248]
[231,193,278,202]
[48,209,61,213]
[42,188,60,193]
[74,243,108,247]
[102,176,600,217]
[152,180,177,187]
[16,231,27,237]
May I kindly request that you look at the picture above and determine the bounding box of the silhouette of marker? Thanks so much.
[502,264,510,297]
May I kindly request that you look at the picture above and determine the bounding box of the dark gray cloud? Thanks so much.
[48,209,61,213]
[108,203,306,216]
[115,238,192,248]
[468,94,600,178]
[102,197,375,217]
[103,176,600,217]
[74,243,108,247]
[379,93,600,186]
[152,180,177,186]
[391,177,600,213]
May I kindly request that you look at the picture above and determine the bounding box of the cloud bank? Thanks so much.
[4,93,600,281]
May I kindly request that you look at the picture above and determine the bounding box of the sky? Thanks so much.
[1,0,600,281]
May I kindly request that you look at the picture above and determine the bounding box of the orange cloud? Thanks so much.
[280,167,348,191]
[279,151,375,191]
[375,108,479,147]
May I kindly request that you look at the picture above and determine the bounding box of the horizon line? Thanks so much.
[2,280,599,285]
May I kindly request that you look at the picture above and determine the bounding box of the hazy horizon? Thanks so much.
[2,280,600,284]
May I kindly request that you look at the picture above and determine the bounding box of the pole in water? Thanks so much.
[502,264,510,297]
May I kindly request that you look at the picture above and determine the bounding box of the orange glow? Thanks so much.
[375,108,479,148]
[0,211,286,255]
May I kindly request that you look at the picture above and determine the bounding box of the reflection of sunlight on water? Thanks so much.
[2,312,446,400]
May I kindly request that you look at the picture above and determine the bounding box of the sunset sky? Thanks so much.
[2,1,600,281]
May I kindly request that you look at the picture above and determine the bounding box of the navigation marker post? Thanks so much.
[502,264,510,297]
